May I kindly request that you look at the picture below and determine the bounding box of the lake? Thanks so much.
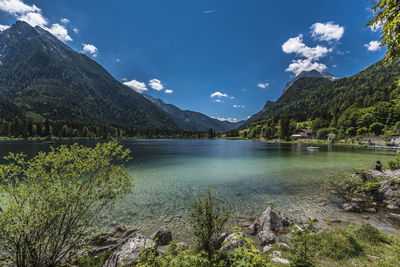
[1,139,399,240]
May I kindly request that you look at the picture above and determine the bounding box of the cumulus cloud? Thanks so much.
[0,24,9,31]
[257,82,269,89]
[311,22,344,41]
[233,104,245,108]
[282,34,331,60]
[123,80,148,93]
[0,0,72,42]
[369,21,384,32]
[148,79,164,91]
[214,99,223,103]
[0,0,39,14]
[73,27,79,33]
[18,11,47,27]
[165,89,174,94]
[365,40,381,51]
[82,43,98,57]
[286,59,327,76]
[116,58,121,62]
[48,23,72,42]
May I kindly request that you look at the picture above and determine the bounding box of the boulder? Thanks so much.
[220,232,246,253]
[262,245,273,253]
[364,207,377,213]
[270,251,290,265]
[151,226,172,246]
[102,234,155,267]
[259,207,291,233]
[343,202,361,212]
[258,230,277,245]
[90,225,137,254]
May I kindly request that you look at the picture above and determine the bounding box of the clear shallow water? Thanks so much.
[1,139,399,240]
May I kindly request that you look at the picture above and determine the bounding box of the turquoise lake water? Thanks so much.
[1,139,399,240]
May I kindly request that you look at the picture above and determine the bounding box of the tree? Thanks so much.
[368,0,400,60]
[0,141,132,266]
[369,122,385,136]
[278,114,291,140]
[189,189,230,255]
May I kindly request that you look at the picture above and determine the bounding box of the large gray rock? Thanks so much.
[90,225,137,254]
[102,234,155,267]
[259,207,291,233]
[220,232,246,253]
[151,226,172,246]
[258,230,277,245]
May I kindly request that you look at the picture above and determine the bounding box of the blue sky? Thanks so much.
[0,0,386,122]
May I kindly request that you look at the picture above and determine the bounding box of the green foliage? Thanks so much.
[75,251,112,267]
[0,141,132,266]
[316,229,363,260]
[189,189,230,254]
[288,219,318,267]
[354,224,388,245]
[369,122,385,136]
[368,0,400,61]
[278,114,291,140]
[389,151,400,170]
[137,241,211,267]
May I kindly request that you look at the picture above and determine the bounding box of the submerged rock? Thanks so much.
[151,226,172,246]
[343,202,361,212]
[102,233,155,267]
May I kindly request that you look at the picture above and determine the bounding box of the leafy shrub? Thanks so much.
[189,189,230,254]
[0,141,132,266]
[75,251,112,267]
[389,151,400,170]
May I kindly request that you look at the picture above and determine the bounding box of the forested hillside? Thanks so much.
[245,59,400,139]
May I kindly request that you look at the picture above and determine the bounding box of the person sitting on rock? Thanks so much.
[374,161,383,172]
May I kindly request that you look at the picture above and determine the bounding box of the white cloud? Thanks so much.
[123,80,148,93]
[210,91,228,98]
[0,0,73,42]
[365,40,381,51]
[369,21,384,32]
[82,43,98,57]
[215,99,222,103]
[73,27,79,33]
[214,117,238,123]
[233,104,245,108]
[18,11,47,27]
[311,22,344,41]
[60,18,69,24]
[286,59,327,76]
[116,58,121,62]
[48,23,72,42]
[122,78,127,81]
[148,79,164,91]
[282,34,331,60]
[165,89,174,94]
[204,10,218,14]
[257,82,269,89]
[0,24,9,31]
[0,0,39,14]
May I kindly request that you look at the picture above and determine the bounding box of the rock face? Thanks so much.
[343,202,361,212]
[258,231,277,245]
[220,232,246,253]
[102,234,156,267]
[151,226,172,246]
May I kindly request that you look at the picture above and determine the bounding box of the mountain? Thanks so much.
[0,21,177,129]
[244,59,400,137]
[143,94,243,132]
[282,70,338,94]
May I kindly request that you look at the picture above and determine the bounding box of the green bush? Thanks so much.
[75,251,112,267]
[0,141,132,266]
[354,224,388,245]
[189,189,230,254]
[288,219,318,267]
[316,229,363,260]
[389,151,400,170]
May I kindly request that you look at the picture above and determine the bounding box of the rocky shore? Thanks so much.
[85,206,295,266]
[335,169,400,222]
